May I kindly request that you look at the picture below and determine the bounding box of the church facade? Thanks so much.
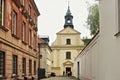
[51,6,84,76]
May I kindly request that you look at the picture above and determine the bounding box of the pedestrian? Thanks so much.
[67,71,70,77]
[63,71,65,76]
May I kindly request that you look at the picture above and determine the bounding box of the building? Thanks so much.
[51,6,84,76]
[74,0,120,80]
[74,32,100,80]
[38,36,52,78]
[0,0,40,80]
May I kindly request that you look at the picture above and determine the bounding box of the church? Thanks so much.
[51,5,84,76]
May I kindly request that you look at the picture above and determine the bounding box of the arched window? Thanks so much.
[66,39,71,45]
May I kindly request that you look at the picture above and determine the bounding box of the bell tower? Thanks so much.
[64,3,74,28]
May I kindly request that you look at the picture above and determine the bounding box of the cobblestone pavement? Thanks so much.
[41,76,79,80]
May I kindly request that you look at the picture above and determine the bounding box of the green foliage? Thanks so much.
[87,4,99,36]
[83,38,91,45]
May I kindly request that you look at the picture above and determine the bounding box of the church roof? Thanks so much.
[57,26,81,35]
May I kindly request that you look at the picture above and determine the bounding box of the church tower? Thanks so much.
[51,4,84,76]
[64,5,74,28]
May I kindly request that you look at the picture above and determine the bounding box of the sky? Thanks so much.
[34,0,96,45]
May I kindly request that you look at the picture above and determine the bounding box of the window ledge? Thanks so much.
[22,73,26,77]
[12,34,20,40]
[0,76,7,79]
[0,25,9,32]
[66,58,71,60]
[33,48,37,52]
[22,41,27,45]
[11,74,19,78]
[29,45,32,49]
[114,31,120,37]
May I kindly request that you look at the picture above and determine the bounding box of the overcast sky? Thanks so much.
[34,0,96,45]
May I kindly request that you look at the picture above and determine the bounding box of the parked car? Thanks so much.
[50,72,56,77]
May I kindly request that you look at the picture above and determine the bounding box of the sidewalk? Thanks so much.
[41,76,79,80]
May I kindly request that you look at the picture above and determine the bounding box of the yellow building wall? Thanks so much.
[51,27,84,76]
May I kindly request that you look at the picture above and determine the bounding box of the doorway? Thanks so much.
[77,62,80,79]
[66,67,71,76]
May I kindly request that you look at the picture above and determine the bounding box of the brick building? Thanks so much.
[0,0,40,80]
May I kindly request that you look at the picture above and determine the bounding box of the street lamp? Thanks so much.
[38,43,42,80]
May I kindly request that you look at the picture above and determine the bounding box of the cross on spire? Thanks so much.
[68,1,70,9]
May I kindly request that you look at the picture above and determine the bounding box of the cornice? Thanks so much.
[51,45,84,50]
[0,37,37,58]
[30,0,40,16]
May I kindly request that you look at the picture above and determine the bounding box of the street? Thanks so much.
[41,76,79,80]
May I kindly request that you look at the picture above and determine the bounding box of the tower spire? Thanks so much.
[66,1,71,15]
[64,1,74,29]
[68,1,70,9]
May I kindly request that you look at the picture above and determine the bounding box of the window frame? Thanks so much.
[29,60,32,75]
[28,5,31,16]
[28,29,32,46]
[22,57,26,75]
[22,21,26,42]
[12,10,17,36]
[0,51,5,77]
[22,0,26,7]
[34,61,36,75]
[66,52,71,59]
[12,55,18,76]
[34,34,36,49]
[66,38,71,45]
[0,0,5,26]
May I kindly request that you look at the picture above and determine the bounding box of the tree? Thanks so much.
[87,4,99,36]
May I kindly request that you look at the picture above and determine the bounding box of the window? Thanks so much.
[29,60,32,75]
[12,55,17,76]
[66,39,71,45]
[34,34,36,49]
[66,52,71,59]
[34,61,36,75]
[28,29,32,45]
[22,21,26,42]
[22,0,26,7]
[22,58,26,75]
[0,0,4,25]
[12,11,17,35]
[28,5,31,16]
[34,13,36,27]
[0,51,5,77]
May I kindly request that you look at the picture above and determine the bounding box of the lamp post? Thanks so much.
[38,43,42,80]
